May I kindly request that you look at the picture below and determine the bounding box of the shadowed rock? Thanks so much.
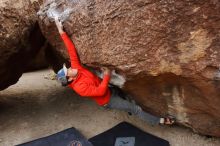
[0,0,47,89]
[38,0,220,137]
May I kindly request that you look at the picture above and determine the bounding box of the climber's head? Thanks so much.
[57,64,78,86]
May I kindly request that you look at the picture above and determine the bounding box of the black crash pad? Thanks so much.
[16,128,93,146]
[89,122,170,146]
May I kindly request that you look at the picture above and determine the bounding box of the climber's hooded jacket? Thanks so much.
[60,32,111,106]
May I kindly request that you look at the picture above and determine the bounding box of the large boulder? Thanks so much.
[38,0,220,137]
[0,0,46,90]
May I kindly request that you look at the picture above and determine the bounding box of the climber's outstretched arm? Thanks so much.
[55,18,82,69]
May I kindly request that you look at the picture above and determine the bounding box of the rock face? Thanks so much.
[38,0,220,137]
[0,0,46,90]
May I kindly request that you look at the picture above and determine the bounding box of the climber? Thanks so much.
[55,18,175,126]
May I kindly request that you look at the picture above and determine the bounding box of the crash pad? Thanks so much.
[16,128,93,146]
[89,122,170,146]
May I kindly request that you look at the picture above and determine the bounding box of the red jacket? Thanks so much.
[61,32,111,106]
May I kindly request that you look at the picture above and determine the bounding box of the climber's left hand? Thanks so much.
[55,17,64,34]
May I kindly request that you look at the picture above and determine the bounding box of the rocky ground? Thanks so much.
[0,69,220,146]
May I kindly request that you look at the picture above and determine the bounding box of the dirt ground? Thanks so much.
[0,69,220,146]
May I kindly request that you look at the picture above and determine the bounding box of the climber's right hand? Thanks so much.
[55,17,64,34]
[101,67,111,76]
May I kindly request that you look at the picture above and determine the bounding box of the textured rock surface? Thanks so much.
[0,0,46,89]
[38,0,220,137]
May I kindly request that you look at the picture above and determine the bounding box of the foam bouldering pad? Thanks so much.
[89,122,170,146]
[16,128,93,146]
